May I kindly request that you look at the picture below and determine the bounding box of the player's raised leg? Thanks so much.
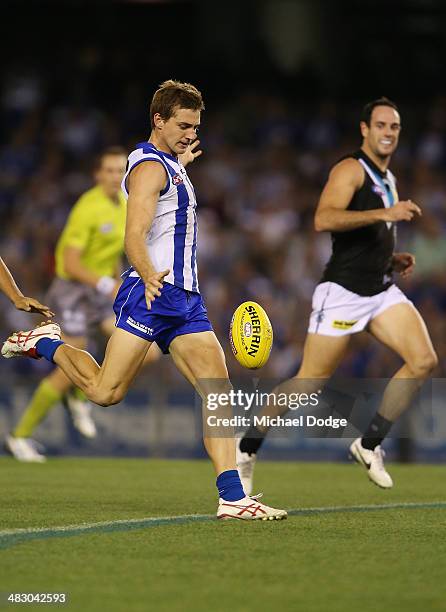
[237,332,350,494]
[2,322,151,406]
[60,314,160,437]
[55,328,151,406]
[169,331,287,520]
[350,302,437,488]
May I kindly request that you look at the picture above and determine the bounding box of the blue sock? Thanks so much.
[216,469,245,501]
[36,338,64,363]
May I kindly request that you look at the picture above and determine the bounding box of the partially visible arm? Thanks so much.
[62,204,120,297]
[64,247,120,298]
[125,161,170,309]
[0,257,54,317]
[0,257,25,304]
[63,247,102,288]
[315,159,422,232]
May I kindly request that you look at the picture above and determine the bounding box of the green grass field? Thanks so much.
[0,458,445,612]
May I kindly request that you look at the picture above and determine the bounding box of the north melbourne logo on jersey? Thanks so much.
[172,173,184,186]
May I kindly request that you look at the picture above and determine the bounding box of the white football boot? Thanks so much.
[5,435,46,463]
[64,392,97,439]
[217,494,287,521]
[236,437,256,496]
[2,322,61,360]
[349,437,393,489]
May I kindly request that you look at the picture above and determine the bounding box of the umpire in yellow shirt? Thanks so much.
[7,147,139,461]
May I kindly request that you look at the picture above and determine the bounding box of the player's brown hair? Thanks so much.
[361,97,399,126]
[150,80,205,129]
[94,146,127,170]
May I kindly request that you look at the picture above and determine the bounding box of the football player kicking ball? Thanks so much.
[237,97,437,494]
[2,80,286,521]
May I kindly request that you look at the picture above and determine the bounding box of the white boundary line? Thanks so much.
[0,513,213,537]
[1,501,445,538]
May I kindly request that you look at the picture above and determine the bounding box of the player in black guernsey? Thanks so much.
[237,98,438,492]
[321,149,397,297]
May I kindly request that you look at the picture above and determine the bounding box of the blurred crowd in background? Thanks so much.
[1,59,445,385]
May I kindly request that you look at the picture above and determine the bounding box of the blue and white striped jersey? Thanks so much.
[121,142,199,293]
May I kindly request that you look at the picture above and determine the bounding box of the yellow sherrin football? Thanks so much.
[229,301,273,369]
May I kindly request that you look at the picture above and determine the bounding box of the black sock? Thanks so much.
[239,425,266,456]
[361,413,394,450]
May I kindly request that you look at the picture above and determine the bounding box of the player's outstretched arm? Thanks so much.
[314,159,421,232]
[124,162,170,310]
[0,257,54,317]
